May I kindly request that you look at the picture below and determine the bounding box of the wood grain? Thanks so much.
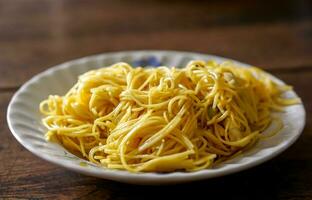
[1,0,312,199]
[1,71,312,199]
[0,0,311,88]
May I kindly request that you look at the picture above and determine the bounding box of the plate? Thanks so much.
[7,50,306,184]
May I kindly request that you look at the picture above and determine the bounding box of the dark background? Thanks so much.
[0,0,312,199]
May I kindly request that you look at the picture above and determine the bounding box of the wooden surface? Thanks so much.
[1,0,312,199]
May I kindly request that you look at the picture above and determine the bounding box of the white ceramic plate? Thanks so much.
[7,50,305,184]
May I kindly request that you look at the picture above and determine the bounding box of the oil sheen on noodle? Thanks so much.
[40,60,300,172]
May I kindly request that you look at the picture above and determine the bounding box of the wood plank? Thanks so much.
[1,0,310,29]
[1,71,312,199]
[273,72,312,161]
[0,92,99,199]
[0,0,311,88]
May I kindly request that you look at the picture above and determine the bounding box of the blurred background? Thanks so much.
[0,0,312,199]
[0,0,311,88]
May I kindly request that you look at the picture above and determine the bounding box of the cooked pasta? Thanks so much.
[40,60,300,172]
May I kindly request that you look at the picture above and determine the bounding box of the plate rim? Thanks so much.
[6,50,306,184]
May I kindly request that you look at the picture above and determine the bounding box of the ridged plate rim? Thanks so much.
[7,50,306,184]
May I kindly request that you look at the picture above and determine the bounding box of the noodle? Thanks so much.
[40,60,300,172]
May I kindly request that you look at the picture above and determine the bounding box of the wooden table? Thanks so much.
[1,0,312,199]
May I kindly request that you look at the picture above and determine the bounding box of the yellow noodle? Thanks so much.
[40,60,300,172]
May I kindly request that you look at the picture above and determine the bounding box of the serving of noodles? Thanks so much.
[39,60,300,172]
